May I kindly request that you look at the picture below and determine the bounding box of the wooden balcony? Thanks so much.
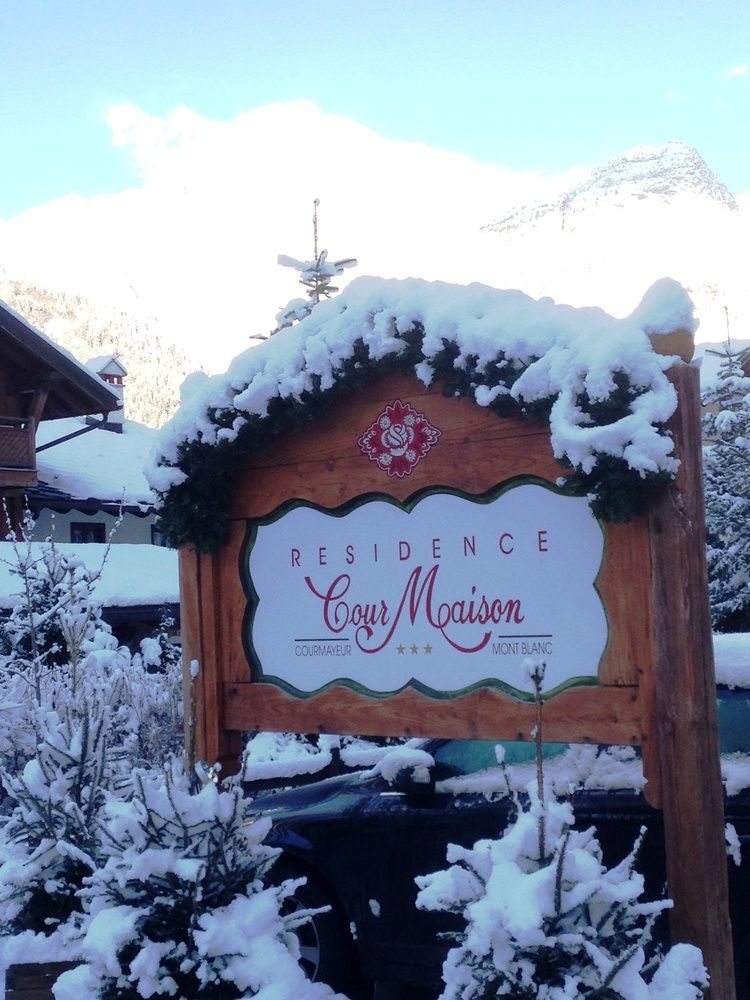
[0,416,37,489]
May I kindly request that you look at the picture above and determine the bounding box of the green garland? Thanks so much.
[156,323,673,552]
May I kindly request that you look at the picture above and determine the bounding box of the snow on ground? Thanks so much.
[36,418,156,506]
[0,541,178,609]
[149,275,694,494]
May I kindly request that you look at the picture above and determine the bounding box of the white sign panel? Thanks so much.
[244,484,608,698]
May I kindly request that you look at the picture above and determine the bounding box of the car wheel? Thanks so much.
[278,865,360,994]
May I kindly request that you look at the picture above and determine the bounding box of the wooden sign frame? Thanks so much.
[180,362,734,998]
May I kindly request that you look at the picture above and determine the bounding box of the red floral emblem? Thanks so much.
[358,400,441,478]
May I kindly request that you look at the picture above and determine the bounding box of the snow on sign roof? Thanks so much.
[148,275,697,549]
[0,541,178,610]
[36,418,156,506]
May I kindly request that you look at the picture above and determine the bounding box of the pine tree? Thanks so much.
[270,198,357,335]
[0,704,117,935]
[54,762,341,999]
[702,340,750,631]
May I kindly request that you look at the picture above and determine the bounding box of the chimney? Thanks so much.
[85,355,127,432]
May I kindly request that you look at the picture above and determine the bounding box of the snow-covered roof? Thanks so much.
[0,541,178,609]
[0,299,119,419]
[86,354,128,377]
[148,276,697,549]
[35,417,156,507]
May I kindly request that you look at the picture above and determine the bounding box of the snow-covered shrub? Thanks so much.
[119,622,183,769]
[416,662,708,1000]
[0,704,118,935]
[57,762,341,999]
[416,780,708,999]
[0,520,184,945]
[0,525,182,774]
[0,520,108,685]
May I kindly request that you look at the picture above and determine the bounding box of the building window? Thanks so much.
[151,524,170,547]
[70,522,106,544]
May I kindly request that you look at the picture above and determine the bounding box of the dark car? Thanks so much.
[257,690,750,1000]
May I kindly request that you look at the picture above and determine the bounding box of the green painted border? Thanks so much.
[240,477,608,703]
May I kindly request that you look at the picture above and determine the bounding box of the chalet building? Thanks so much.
[0,300,178,648]
[28,353,162,546]
[0,300,118,532]
[85,354,127,432]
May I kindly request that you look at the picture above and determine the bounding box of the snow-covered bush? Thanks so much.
[0,704,118,935]
[0,522,341,997]
[416,780,708,999]
[120,620,183,769]
[0,516,109,688]
[0,520,183,945]
[0,524,182,774]
[416,663,708,1000]
[56,763,341,999]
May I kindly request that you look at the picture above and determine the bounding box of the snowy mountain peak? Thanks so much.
[572,140,737,210]
[484,140,737,235]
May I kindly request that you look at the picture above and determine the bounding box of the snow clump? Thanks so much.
[149,275,694,497]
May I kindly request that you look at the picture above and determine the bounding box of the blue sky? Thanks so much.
[2,0,749,217]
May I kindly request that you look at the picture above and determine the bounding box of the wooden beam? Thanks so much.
[648,364,735,999]
[28,389,48,424]
[178,546,202,772]
[222,681,643,745]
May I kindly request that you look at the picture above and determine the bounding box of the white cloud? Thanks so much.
[725,64,748,78]
[0,101,576,370]
[0,101,745,367]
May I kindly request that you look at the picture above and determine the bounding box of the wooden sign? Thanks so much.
[179,363,734,999]
[243,484,607,698]
[181,370,656,760]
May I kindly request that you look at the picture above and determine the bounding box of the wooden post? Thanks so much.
[179,545,243,779]
[648,364,735,999]
[178,545,202,774]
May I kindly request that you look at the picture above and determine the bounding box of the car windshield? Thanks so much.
[429,689,750,782]
[431,739,568,779]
